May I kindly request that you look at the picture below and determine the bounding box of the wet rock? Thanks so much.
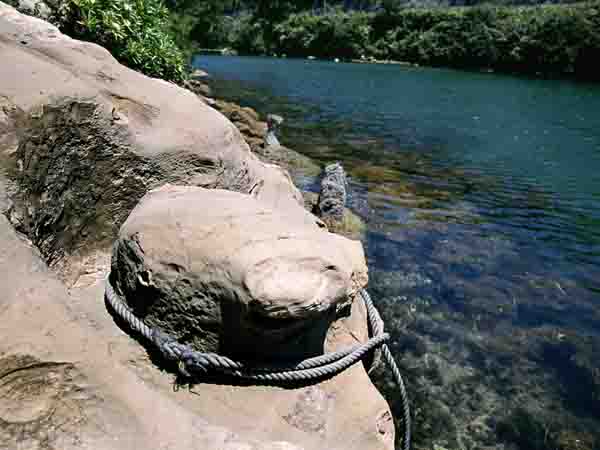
[184,78,212,97]
[181,74,267,154]
[304,190,365,240]
[317,162,348,228]
[185,75,320,180]
[190,68,209,79]
[266,113,284,147]
[211,99,268,153]
[11,0,52,19]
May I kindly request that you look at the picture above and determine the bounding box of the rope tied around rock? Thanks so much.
[104,277,411,450]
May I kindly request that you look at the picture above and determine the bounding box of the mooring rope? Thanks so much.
[105,276,411,450]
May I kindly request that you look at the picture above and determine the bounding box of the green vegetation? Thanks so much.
[275,11,373,59]
[365,2,600,78]
[58,0,186,83]
[497,407,597,450]
[10,0,600,81]
[173,0,600,80]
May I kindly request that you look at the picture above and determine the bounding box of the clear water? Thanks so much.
[194,55,600,450]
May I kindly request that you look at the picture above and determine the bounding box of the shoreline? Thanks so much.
[186,58,600,450]
[194,53,598,84]
[184,68,366,240]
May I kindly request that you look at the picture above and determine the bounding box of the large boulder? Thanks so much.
[0,208,309,450]
[111,185,368,359]
[0,186,394,449]
[0,2,318,279]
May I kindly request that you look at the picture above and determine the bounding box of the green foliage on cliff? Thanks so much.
[222,1,599,80]
[367,2,600,78]
[274,11,372,58]
[61,0,186,83]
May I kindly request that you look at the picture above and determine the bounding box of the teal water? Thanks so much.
[194,55,600,450]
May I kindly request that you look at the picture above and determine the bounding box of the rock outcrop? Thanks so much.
[185,75,320,180]
[0,2,317,280]
[266,113,284,147]
[317,162,348,226]
[303,163,365,239]
[0,4,394,450]
[212,99,268,153]
[111,185,368,360]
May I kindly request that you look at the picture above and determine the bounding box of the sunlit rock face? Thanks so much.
[110,185,368,360]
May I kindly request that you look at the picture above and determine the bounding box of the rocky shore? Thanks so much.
[185,72,321,180]
[185,72,365,241]
[0,3,394,450]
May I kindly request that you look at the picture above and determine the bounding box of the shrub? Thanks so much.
[272,11,372,59]
[60,0,186,83]
[225,1,600,80]
[372,2,600,79]
[233,15,267,55]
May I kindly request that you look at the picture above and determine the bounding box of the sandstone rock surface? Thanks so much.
[0,1,317,279]
[111,185,368,359]
[0,4,394,450]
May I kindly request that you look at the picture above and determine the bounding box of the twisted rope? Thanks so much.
[105,276,410,450]
[360,288,412,450]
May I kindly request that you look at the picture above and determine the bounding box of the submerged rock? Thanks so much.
[304,191,365,240]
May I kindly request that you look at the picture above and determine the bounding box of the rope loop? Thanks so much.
[105,276,410,450]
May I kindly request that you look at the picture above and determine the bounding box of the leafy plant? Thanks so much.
[226,1,600,80]
[60,0,186,83]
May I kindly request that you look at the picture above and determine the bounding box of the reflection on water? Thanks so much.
[194,55,600,450]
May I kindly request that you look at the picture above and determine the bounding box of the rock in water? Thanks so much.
[318,162,348,226]
[211,99,268,153]
[111,185,368,360]
[266,113,284,147]
[184,78,212,97]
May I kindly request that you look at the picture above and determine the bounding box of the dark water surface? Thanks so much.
[194,55,600,450]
